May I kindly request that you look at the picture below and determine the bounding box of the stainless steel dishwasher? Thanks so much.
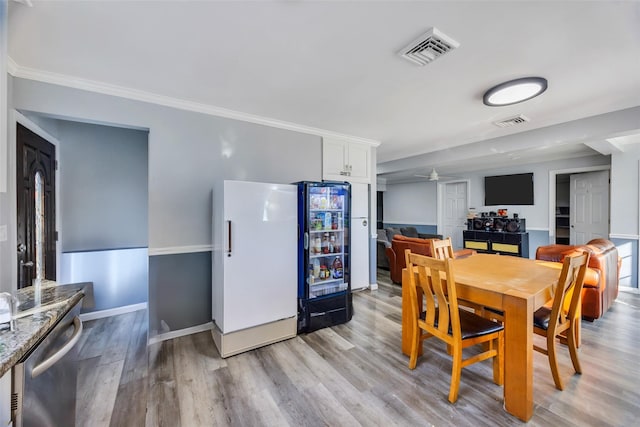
[11,300,83,427]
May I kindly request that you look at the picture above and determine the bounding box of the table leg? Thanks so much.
[503,293,534,422]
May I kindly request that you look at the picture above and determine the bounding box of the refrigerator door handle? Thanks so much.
[304,232,309,250]
[226,220,232,256]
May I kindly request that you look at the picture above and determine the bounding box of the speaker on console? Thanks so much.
[505,218,526,232]
[467,217,526,232]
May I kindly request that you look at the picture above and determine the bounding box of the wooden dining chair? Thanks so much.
[430,237,493,317]
[404,249,504,403]
[533,250,590,390]
[430,237,456,260]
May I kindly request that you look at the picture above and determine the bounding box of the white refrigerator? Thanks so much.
[350,182,370,291]
[211,180,298,357]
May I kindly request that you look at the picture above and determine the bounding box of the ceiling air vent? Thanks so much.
[494,114,530,128]
[398,27,460,66]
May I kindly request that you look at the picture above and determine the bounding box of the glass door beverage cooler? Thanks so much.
[296,181,352,333]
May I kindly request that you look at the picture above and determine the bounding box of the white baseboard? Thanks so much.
[148,322,214,345]
[609,234,640,240]
[148,245,212,256]
[619,287,640,294]
[352,284,377,292]
[79,302,147,322]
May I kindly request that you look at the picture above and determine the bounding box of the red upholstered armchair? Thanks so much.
[385,235,476,283]
[535,238,621,321]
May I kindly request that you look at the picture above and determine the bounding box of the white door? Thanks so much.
[570,170,609,245]
[223,181,298,333]
[442,182,468,249]
[350,183,369,290]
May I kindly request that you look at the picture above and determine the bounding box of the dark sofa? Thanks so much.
[376,227,443,270]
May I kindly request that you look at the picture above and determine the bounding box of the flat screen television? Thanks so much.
[484,173,534,206]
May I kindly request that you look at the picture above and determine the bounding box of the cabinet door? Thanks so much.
[322,138,347,180]
[347,143,370,183]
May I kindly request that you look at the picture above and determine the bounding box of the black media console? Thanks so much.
[463,217,529,257]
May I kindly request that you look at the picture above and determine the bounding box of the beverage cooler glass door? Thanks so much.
[305,183,349,299]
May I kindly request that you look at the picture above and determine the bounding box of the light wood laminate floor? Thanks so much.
[76,270,640,426]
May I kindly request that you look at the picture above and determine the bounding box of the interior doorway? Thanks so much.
[438,180,469,249]
[16,123,56,288]
[570,170,610,244]
[550,166,610,246]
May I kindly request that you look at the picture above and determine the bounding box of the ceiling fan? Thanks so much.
[414,168,458,181]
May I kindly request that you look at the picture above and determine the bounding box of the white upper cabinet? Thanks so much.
[322,138,370,183]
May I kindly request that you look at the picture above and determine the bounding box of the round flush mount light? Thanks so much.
[483,77,548,106]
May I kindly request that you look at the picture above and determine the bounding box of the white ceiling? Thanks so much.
[8,1,640,182]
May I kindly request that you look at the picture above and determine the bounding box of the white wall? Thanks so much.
[611,144,640,237]
[383,180,437,225]
[384,154,610,230]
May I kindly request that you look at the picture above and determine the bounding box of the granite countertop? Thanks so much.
[0,282,86,378]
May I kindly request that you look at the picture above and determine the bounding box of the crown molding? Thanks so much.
[7,57,380,147]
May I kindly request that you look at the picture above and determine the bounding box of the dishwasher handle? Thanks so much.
[31,316,83,379]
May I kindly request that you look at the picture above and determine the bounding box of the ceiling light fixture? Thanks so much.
[483,77,547,107]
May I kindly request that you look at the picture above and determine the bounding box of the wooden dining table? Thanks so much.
[401,253,563,422]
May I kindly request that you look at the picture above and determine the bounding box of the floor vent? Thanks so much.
[398,27,460,66]
[494,114,530,128]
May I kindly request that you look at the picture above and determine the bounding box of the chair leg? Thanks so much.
[567,325,582,374]
[448,346,462,403]
[409,326,420,370]
[547,332,564,390]
[492,333,504,385]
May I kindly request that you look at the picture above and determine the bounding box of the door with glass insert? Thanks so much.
[16,123,56,288]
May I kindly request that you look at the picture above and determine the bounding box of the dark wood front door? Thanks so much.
[16,123,57,288]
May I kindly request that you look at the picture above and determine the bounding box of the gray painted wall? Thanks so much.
[610,143,640,289]
[12,79,321,248]
[381,155,613,261]
[383,155,610,230]
[462,155,610,229]
[381,153,640,287]
[148,252,211,335]
[11,77,323,338]
[58,120,148,252]
[611,144,640,236]
[384,181,437,225]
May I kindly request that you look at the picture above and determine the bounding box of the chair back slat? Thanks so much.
[415,264,436,326]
